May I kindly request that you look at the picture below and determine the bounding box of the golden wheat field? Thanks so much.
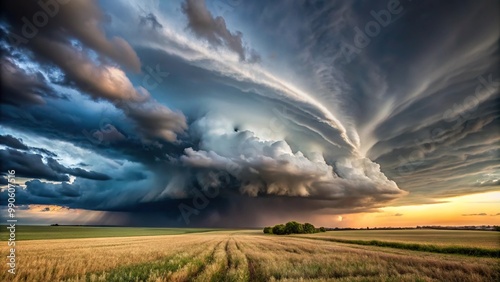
[1,230,499,282]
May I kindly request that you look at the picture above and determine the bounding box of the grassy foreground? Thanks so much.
[1,230,499,281]
[0,225,218,240]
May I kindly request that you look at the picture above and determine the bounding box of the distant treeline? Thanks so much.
[263,221,326,235]
[327,227,414,231]
[417,225,500,231]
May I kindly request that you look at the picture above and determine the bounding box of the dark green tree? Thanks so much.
[272,224,286,235]
[285,221,304,234]
[263,226,273,234]
[303,223,316,233]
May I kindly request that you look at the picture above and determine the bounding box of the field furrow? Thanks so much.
[190,239,227,282]
[86,238,222,282]
[225,237,250,281]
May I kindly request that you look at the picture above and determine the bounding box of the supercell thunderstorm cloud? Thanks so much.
[0,0,499,227]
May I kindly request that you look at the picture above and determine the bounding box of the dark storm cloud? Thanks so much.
[0,134,29,150]
[0,134,57,157]
[46,158,111,181]
[0,93,185,170]
[0,148,110,181]
[26,179,80,198]
[33,147,58,157]
[0,181,80,207]
[2,173,160,211]
[0,149,69,181]
[0,173,384,227]
[2,0,140,72]
[373,96,499,201]
[0,177,8,185]
[1,0,187,143]
[1,56,53,105]
[181,0,260,62]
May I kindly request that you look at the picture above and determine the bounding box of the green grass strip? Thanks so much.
[290,236,500,258]
[0,225,219,240]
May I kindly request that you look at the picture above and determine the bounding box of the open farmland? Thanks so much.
[1,229,499,282]
[297,229,500,249]
[6,226,218,240]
